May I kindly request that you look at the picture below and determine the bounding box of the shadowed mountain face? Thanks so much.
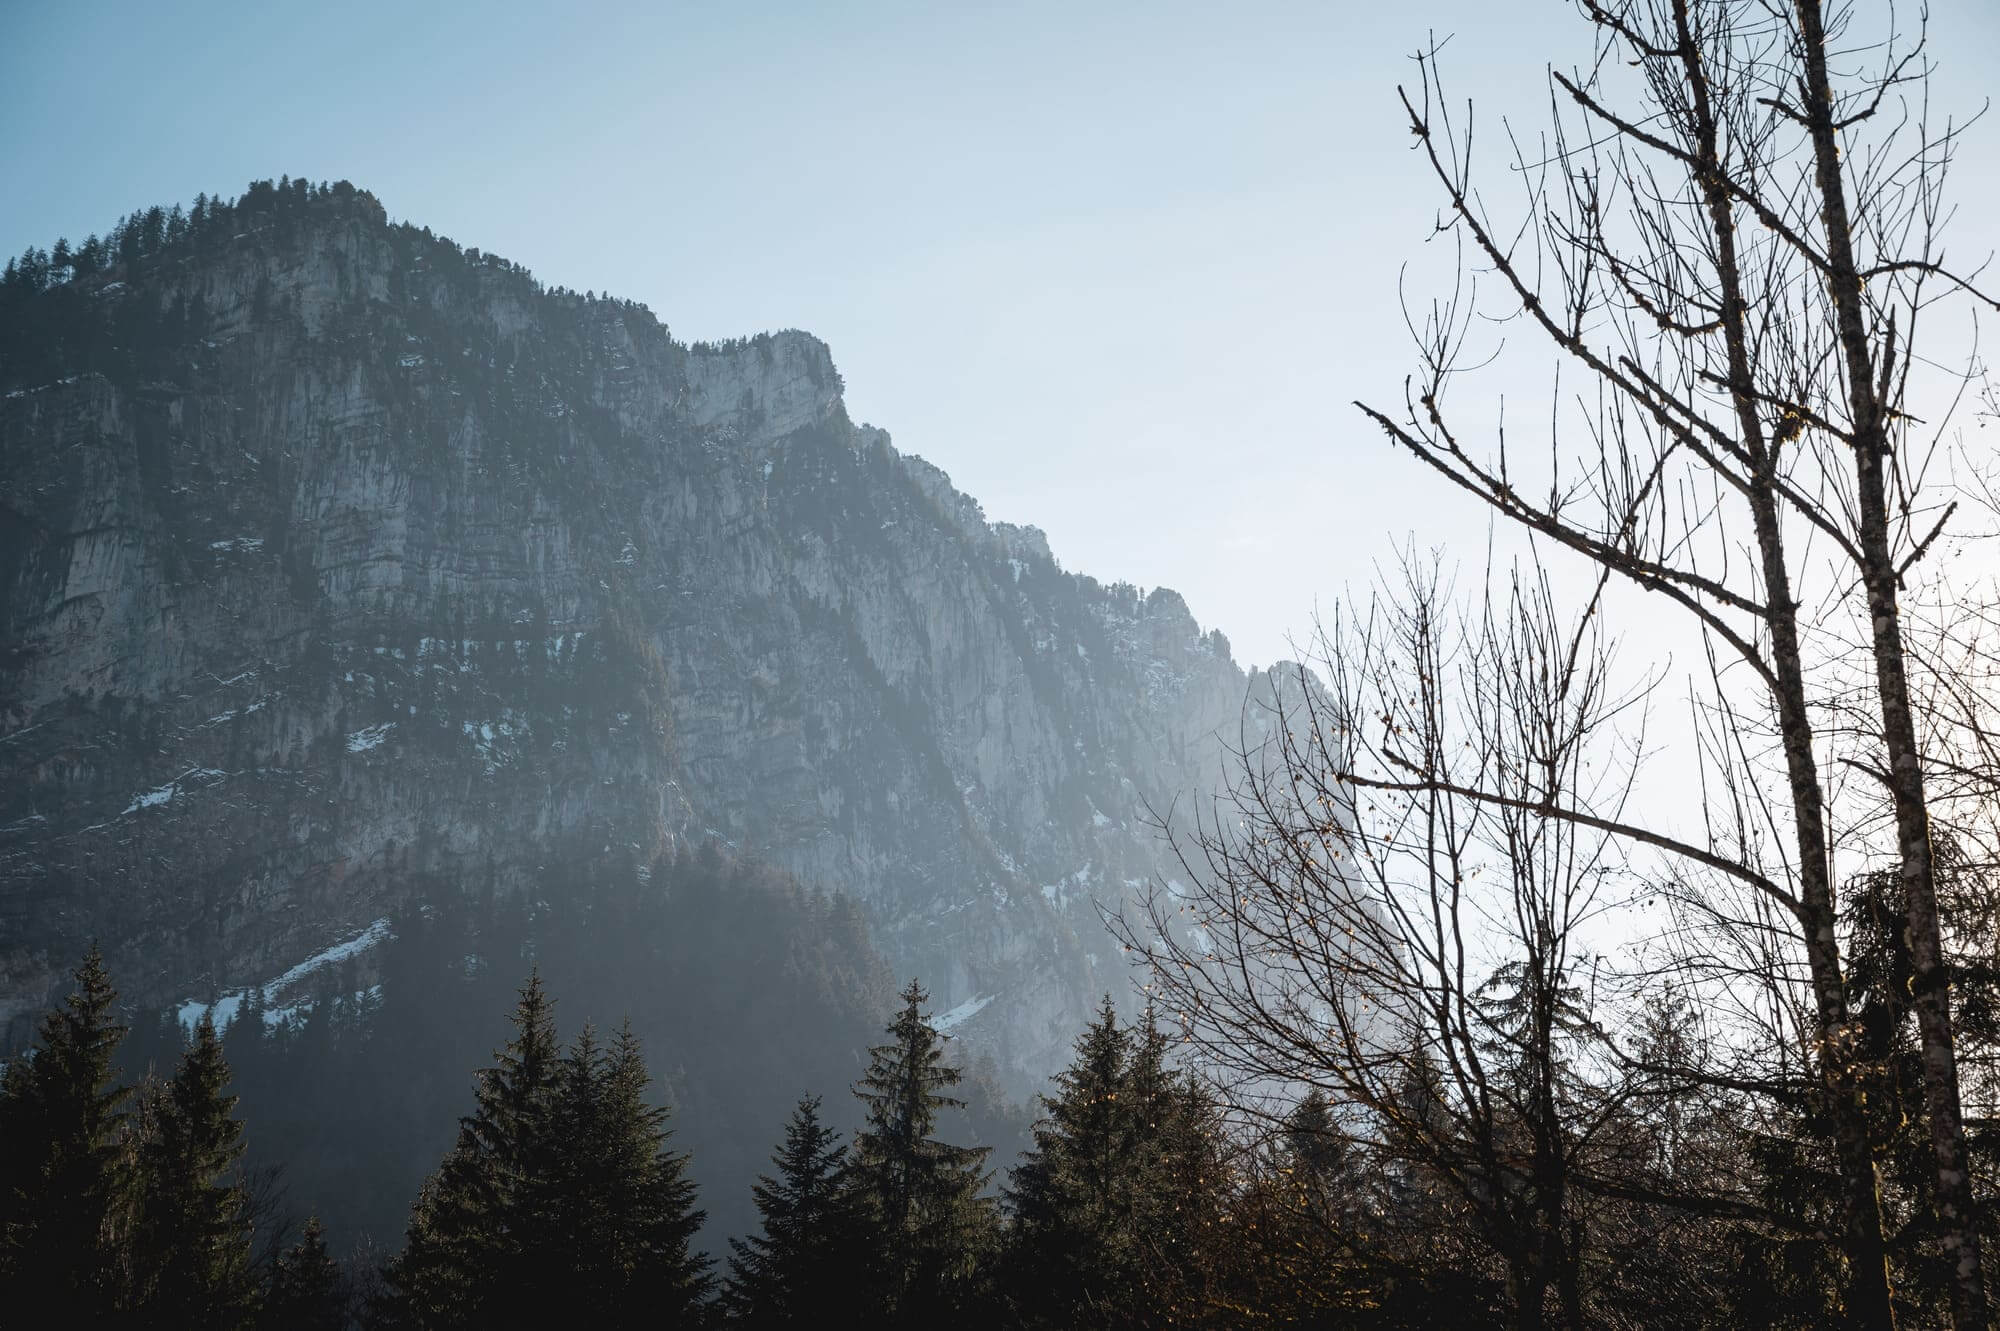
[0,181,1269,1089]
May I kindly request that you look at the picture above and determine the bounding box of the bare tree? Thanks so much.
[1336,2,1996,1323]
[1119,555,1642,1330]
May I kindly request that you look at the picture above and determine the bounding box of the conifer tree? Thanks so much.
[1222,1090,1381,1326]
[501,1020,601,1318]
[1123,1008,1228,1325]
[389,971,559,1327]
[528,1020,711,1325]
[1005,996,1142,1327]
[1279,1088,1364,1228]
[0,945,133,1317]
[851,979,994,1325]
[725,1095,871,1328]
[599,1020,711,1322]
[1004,999,1231,1328]
[127,1012,256,1329]
[262,1215,347,1331]
[391,980,708,1328]
[524,1020,607,1313]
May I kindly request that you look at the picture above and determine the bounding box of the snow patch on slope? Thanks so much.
[121,767,227,816]
[346,722,396,753]
[934,994,994,1033]
[177,919,392,1032]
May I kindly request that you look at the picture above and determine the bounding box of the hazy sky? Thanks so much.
[4,0,1996,669]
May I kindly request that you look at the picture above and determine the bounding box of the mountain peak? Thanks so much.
[0,180,1251,1095]
[683,329,843,438]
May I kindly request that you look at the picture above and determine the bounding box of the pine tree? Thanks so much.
[597,1020,711,1323]
[1223,1089,1381,1326]
[390,982,708,1328]
[127,1012,256,1329]
[1124,1008,1228,1326]
[519,1018,712,1323]
[1004,998,1231,1329]
[389,971,559,1327]
[261,1215,347,1331]
[725,1095,871,1327]
[521,1020,607,1315]
[0,945,133,1317]
[851,979,994,1325]
[1005,996,1141,1326]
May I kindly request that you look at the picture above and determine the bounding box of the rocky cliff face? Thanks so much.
[0,182,1266,1088]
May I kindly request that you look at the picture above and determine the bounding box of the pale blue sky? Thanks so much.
[4,1,1996,668]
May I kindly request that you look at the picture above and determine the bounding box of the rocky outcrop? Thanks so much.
[0,184,1268,1089]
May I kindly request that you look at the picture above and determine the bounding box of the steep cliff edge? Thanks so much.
[0,181,1265,1088]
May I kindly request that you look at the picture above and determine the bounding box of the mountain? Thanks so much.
[0,179,1265,1091]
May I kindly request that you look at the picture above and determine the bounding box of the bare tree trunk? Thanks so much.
[1788,4,1988,1324]
[1746,483,1896,1328]
[1509,1262,1549,1331]
[1659,4,1896,1317]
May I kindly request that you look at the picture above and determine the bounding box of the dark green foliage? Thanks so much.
[851,979,996,1325]
[22,932,2000,1327]
[0,945,134,1317]
[0,951,266,1328]
[1006,996,1151,1326]
[389,979,711,1328]
[541,1021,712,1323]
[127,1013,257,1328]
[262,1216,348,1331]
[389,972,561,1325]
[1117,1009,1231,1325]
[724,1096,872,1327]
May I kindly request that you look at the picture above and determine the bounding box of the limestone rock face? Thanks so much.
[0,187,1266,1088]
